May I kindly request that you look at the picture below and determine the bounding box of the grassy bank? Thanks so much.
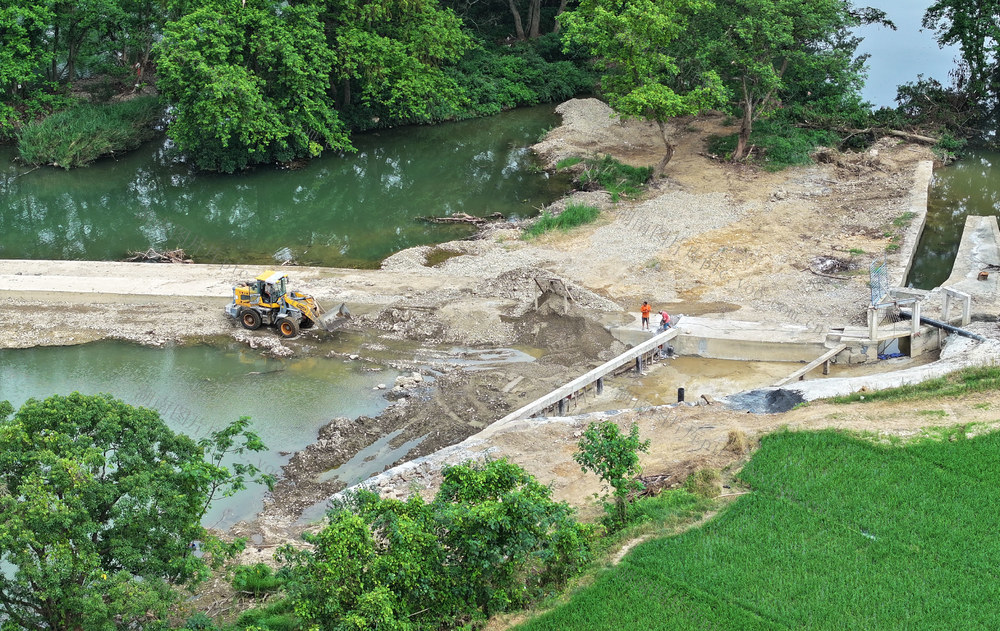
[517,428,1000,630]
[17,96,163,168]
[524,203,601,238]
[829,365,1000,404]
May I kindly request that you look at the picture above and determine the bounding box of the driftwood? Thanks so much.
[124,248,193,263]
[799,124,939,145]
[418,212,504,226]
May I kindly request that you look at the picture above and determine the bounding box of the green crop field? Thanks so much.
[518,428,1000,630]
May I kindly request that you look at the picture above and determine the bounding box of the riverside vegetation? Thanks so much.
[5,0,995,171]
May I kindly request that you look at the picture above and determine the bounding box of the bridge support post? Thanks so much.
[558,398,566,415]
[596,378,604,395]
[911,300,923,357]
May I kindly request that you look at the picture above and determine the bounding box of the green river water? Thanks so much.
[908,149,1000,290]
[0,105,568,267]
[0,341,400,527]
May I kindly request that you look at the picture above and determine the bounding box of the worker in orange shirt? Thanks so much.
[640,301,651,330]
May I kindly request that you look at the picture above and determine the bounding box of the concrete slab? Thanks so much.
[941,215,1000,318]
[893,160,934,288]
[671,316,830,362]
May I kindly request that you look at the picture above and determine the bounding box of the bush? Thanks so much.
[231,563,284,597]
[574,421,651,530]
[524,204,601,238]
[707,117,840,170]
[230,598,298,631]
[684,468,722,499]
[577,155,652,200]
[17,96,163,168]
[278,459,594,629]
[440,39,595,120]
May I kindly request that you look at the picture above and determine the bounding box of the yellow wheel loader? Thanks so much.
[225,271,350,338]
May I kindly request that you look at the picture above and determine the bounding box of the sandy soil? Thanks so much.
[362,390,1000,524]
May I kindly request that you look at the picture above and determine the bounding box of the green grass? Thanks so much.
[517,429,1000,630]
[524,203,601,238]
[829,365,1000,404]
[893,211,916,227]
[556,156,584,169]
[577,155,652,201]
[17,95,163,168]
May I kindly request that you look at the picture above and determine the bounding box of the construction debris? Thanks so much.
[418,212,504,226]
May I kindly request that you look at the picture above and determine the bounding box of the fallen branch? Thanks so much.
[124,248,193,263]
[418,212,504,226]
[798,124,939,145]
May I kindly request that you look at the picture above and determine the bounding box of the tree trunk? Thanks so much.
[733,102,753,161]
[528,0,541,39]
[342,79,351,108]
[507,0,526,40]
[652,119,675,177]
[552,0,568,33]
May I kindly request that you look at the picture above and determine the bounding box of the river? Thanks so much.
[0,105,569,267]
[0,341,400,527]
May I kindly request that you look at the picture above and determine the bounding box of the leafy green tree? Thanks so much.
[573,420,650,528]
[321,0,473,123]
[0,2,54,130]
[558,0,727,174]
[280,458,593,629]
[924,0,1000,128]
[156,0,350,171]
[695,0,882,161]
[0,393,273,631]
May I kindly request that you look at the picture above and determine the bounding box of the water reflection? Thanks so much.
[909,150,1000,289]
[0,106,570,267]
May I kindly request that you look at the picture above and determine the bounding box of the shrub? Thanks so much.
[574,421,650,529]
[279,459,594,629]
[524,204,601,238]
[577,155,652,200]
[231,563,284,597]
[17,96,163,168]
[707,117,840,170]
[684,468,722,499]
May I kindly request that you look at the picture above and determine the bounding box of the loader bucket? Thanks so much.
[318,302,351,331]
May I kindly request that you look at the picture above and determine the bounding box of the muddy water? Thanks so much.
[909,149,1000,290]
[0,105,570,267]
[0,341,399,527]
[608,355,935,408]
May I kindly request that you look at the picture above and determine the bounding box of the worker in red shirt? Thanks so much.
[659,310,671,330]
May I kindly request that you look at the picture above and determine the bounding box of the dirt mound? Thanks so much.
[508,293,624,366]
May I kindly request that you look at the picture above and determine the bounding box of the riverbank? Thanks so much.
[0,98,964,542]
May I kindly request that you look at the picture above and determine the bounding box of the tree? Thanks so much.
[0,2,54,129]
[924,0,1000,128]
[573,420,649,528]
[280,459,593,629]
[558,0,727,175]
[0,393,273,631]
[320,0,472,121]
[156,0,350,171]
[697,0,886,161]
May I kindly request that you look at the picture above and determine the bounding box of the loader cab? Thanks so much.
[256,271,288,305]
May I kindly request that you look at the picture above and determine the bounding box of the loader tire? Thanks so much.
[240,309,262,330]
[299,318,314,329]
[277,317,299,338]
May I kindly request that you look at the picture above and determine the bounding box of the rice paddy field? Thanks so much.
[518,428,1000,630]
